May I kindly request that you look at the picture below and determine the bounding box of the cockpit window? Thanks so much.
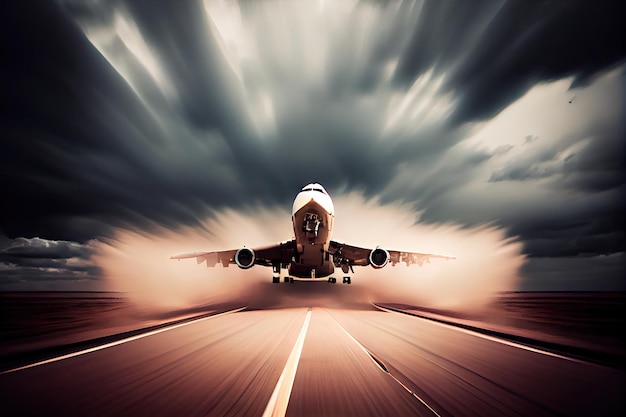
[303,187,326,194]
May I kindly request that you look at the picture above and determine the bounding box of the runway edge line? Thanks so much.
[0,307,247,375]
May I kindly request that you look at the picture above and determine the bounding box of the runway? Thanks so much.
[1,302,624,417]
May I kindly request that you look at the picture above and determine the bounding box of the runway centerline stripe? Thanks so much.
[1,307,247,375]
[262,308,312,417]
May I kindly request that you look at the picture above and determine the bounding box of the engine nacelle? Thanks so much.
[235,247,255,269]
[369,248,390,269]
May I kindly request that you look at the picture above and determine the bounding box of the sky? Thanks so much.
[1,0,625,294]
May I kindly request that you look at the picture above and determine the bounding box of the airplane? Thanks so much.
[171,183,455,284]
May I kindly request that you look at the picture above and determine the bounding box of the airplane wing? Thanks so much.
[328,240,455,268]
[170,240,298,268]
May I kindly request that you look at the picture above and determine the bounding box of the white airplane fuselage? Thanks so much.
[289,183,335,279]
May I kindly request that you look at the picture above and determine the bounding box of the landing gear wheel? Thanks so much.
[284,276,290,283]
[342,276,351,284]
[272,265,280,284]
[328,277,336,284]
[289,277,294,284]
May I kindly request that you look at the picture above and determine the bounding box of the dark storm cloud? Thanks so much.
[513,211,624,258]
[1,0,624,290]
[394,0,626,124]
[481,121,624,258]
[488,128,625,189]
[0,235,101,283]
[2,1,277,242]
[0,258,100,278]
[562,130,626,193]
[1,236,92,259]
[0,264,101,284]
[520,254,624,291]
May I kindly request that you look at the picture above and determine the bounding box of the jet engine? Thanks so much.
[369,248,390,269]
[234,247,255,269]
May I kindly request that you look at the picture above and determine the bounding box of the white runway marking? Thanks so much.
[330,315,389,373]
[374,304,586,364]
[262,308,312,417]
[1,307,246,375]
[329,313,442,417]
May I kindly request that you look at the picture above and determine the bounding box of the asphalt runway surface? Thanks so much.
[1,289,624,417]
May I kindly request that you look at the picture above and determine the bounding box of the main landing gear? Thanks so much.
[272,265,280,284]
[274,275,294,283]
[326,276,351,284]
